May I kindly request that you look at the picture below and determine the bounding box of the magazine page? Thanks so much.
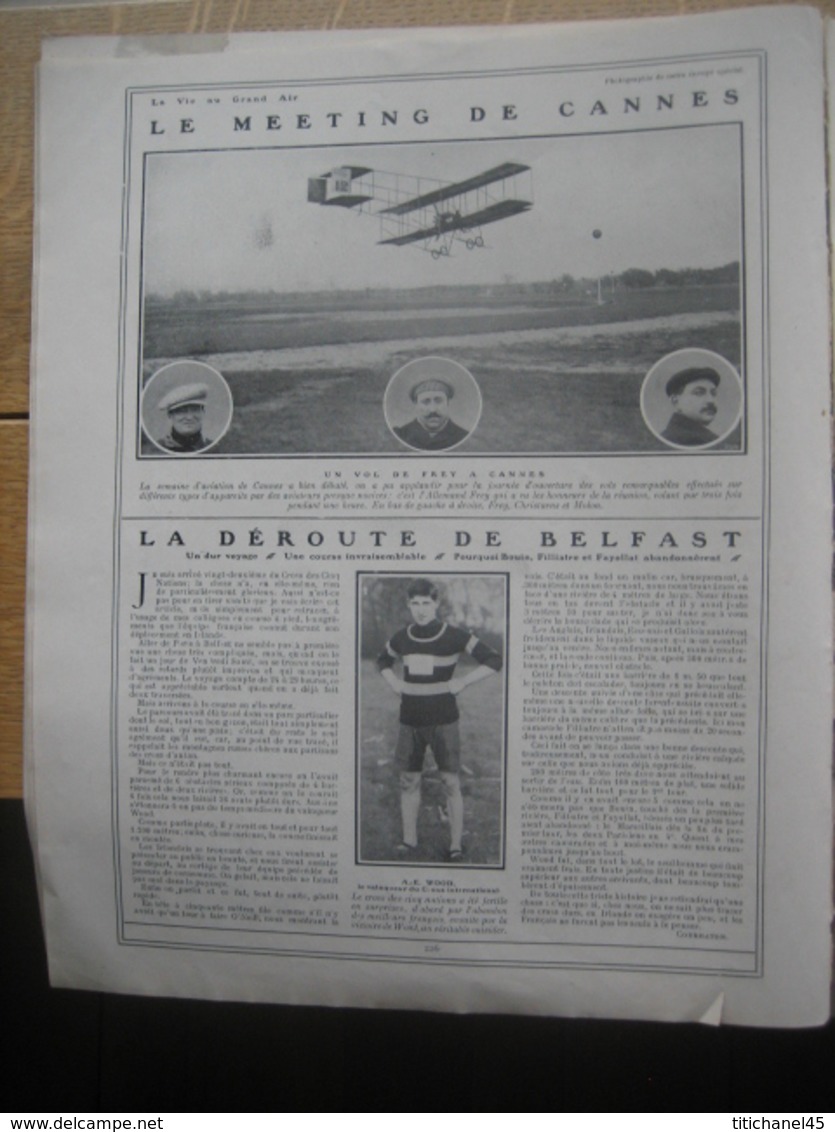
[27,7,832,1025]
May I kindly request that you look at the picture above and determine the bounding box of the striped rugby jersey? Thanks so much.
[378,619,502,727]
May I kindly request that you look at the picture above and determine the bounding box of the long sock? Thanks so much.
[442,772,463,852]
[400,772,421,846]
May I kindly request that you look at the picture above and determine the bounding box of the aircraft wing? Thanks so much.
[378,198,532,246]
[458,198,532,227]
[378,225,439,247]
[320,195,374,208]
[380,162,531,216]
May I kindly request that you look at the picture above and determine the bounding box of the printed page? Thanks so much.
[27,7,832,1024]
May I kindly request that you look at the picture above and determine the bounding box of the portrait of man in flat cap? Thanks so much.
[661,367,722,447]
[385,358,481,452]
[640,349,743,452]
[141,360,233,456]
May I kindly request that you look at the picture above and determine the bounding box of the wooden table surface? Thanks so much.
[1,0,830,798]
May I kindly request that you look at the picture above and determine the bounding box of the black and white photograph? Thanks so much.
[640,348,743,449]
[140,358,233,455]
[140,125,743,457]
[384,356,481,450]
[356,573,507,866]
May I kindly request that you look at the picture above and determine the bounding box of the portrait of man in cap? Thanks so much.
[155,382,213,453]
[141,360,233,456]
[393,375,471,451]
[661,366,722,447]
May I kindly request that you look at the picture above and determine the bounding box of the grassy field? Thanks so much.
[144,284,738,358]
[142,284,741,454]
[357,659,505,867]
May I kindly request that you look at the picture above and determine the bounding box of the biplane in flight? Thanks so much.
[307,162,533,258]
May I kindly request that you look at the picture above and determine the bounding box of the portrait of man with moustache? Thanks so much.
[661,367,722,447]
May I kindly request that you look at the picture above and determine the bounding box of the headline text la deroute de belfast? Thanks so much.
[136,527,743,550]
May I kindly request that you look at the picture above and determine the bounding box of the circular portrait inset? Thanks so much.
[141,360,233,456]
[385,357,481,452]
[641,349,743,450]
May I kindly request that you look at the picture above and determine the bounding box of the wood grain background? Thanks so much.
[1,0,831,798]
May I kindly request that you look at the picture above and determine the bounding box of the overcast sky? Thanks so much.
[142,124,741,296]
